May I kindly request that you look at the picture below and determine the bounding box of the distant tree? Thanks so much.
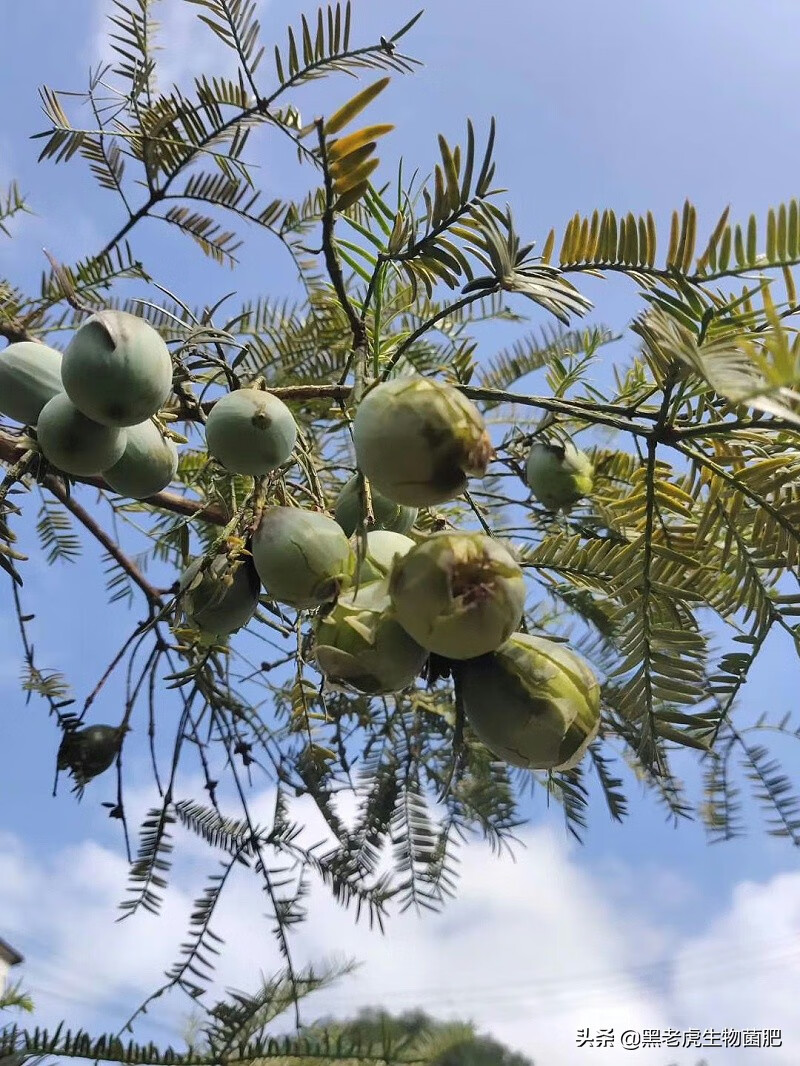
[299,1008,534,1065]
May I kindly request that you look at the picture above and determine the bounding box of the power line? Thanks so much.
[473,947,800,1018]
[9,923,799,1010]
[313,939,800,1009]
[16,942,800,1025]
[313,948,800,1025]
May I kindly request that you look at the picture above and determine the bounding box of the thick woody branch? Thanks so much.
[179,383,352,419]
[177,382,657,432]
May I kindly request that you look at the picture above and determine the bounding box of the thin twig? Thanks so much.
[42,249,96,316]
[381,289,500,379]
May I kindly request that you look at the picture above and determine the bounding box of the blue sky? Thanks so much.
[2,2,800,1064]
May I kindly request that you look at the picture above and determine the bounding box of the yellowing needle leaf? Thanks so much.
[324,77,390,136]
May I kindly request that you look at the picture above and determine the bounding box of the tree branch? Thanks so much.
[175,383,352,419]
[0,320,40,344]
[381,289,500,379]
[46,479,165,608]
[316,120,368,362]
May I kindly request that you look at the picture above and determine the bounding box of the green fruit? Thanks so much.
[458,633,601,770]
[252,507,356,609]
[389,532,526,660]
[313,580,429,694]
[62,310,173,427]
[104,419,179,500]
[334,475,417,536]
[205,389,297,475]
[37,393,126,476]
[180,553,261,639]
[352,376,493,506]
[525,439,594,511]
[57,724,124,783]
[357,530,416,583]
[0,341,64,425]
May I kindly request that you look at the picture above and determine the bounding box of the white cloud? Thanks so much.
[669,873,800,1064]
[91,0,271,92]
[2,787,798,1066]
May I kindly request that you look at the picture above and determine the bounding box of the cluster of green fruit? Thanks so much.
[0,311,179,498]
[2,316,600,775]
[184,375,601,773]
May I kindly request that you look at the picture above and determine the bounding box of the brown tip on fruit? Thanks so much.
[464,430,494,477]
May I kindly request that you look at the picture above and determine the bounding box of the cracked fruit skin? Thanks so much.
[352,376,493,506]
[205,389,297,475]
[180,554,261,639]
[0,341,64,425]
[313,579,429,694]
[37,393,127,476]
[104,419,179,499]
[458,633,601,770]
[356,530,416,583]
[57,724,124,783]
[389,531,526,660]
[525,439,594,511]
[61,310,173,427]
[334,475,417,537]
[252,507,356,609]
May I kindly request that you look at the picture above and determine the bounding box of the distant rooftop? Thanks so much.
[0,938,23,966]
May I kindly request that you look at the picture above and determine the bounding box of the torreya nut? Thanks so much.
[334,475,418,537]
[525,439,594,511]
[57,724,125,784]
[104,419,179,500]
[0,341,64,425]
[352,376,493,506]
[356,530,416,583]
[252,506,356,609]
[313,579,429,695]
[388,531,526,660]
[180,553,261,640]
[204,389,298,475]
[61,310,173,427]
[458,633,601,771]
[36,393,127,476]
